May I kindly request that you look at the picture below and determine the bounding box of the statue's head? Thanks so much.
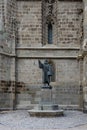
[44,59,48,64]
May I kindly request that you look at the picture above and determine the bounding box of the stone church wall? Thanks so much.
[0,0,17,109]
[0,0,84,110]
[57,1,82,47]
[42,0,82,47]
[17,1,42,47]
[15,0,83,109]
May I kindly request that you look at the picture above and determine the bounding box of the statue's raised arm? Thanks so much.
[38,60,43,69]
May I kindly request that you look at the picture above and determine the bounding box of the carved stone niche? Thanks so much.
[83,39,87,51]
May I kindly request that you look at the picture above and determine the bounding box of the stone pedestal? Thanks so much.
[39,87,58,110]
[28,85,64,117]
[41,87,52,104]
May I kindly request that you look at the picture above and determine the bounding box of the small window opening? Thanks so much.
[48,23,53,44]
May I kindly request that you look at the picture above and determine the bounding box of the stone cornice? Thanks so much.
[0,52,16,57]
[0,52,77,59]
[16,47,80,50]
[17,56,77,59]
[0,47,80,58]
[16,47,79,59]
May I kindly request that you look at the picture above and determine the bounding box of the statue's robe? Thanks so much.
[39,60,53,85]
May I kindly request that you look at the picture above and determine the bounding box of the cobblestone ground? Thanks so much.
[0,110,87,130]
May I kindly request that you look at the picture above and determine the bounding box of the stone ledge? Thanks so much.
[17,56,77,59]
[59,105,79,110]
[0,52,16,57]
[16,47,80,50]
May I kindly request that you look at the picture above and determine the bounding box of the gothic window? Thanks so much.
[48,23,53,44]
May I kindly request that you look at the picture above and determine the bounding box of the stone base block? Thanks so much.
[41,87,52,103]
[37,104,58,110]
[83,109,87,113]
[28,109,64,117]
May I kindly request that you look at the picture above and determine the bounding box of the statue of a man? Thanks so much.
[38,60,53,86]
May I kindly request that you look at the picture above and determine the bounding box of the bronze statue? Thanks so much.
[38,60,53,86]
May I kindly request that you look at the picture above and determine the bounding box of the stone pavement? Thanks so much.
[0,110,87,130]
[0,124,87,130]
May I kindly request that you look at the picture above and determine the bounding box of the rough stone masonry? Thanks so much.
[0,0,87,112]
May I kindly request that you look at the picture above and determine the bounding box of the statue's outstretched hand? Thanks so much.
[38,60,43,68]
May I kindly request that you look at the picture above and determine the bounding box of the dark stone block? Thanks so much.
[52,105,59,110]
[41,85,52,89]
[83,109,87,113]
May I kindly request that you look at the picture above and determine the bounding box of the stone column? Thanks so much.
[82,0,87,112]
[82,55,87,112]
[10,48,16,109]
[5,0,17,109]
[77,55,83,110]
[10,20,17,110]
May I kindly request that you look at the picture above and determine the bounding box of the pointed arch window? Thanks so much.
[48,23,53,44]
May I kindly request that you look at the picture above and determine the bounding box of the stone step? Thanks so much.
[28,109,64,117]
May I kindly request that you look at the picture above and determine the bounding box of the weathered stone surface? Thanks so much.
[17,1,42,47]
[0,0,86,111]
